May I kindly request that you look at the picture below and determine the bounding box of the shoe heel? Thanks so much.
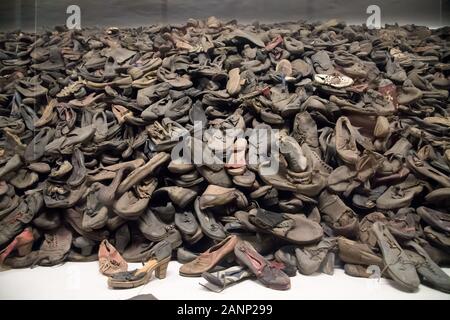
[17,242,33,256]
[155,261,169,279]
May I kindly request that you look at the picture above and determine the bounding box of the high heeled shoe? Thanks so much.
[107,240,172,289]
[0,227,34,264]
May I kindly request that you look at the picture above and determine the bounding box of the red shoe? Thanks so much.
[0,227,34,264]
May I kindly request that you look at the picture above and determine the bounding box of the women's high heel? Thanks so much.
[108,240,172,289]
[0,228,34,264]
[155,260,169,279]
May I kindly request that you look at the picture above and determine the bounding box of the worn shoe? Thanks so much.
[417,206,450,232]
[318,190,359,238]
[248,208,323,245]
[372,222,420,292]
[234,240,290,290]
[405,240,450,293]
[295,238,336,275]
[108,240,172,289]
[179,235,237,277]
[98,239,128,276]
[200,265,253,292]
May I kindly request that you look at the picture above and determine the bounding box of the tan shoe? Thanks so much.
[179,235,238,277]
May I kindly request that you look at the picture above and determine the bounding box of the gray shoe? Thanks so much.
[153,202,176,223]
[82,186,108,231]
[116,152,170,195]
[92,111,108,143]
[122,236,154,263]
[65,208,109,242]
[114,224,130,254]
[23,127,54,163]
[165,227,182,249]
[295,238,336,275]
[97,168,126,207]
[33,211,61,230]
[176,247,199,264]
[9,169,39,190]
[0,192,43,246]
[36,227,73,266]
[45,125,96,155]
[67,148,87,187]
[72,236,96,256]
[194,197,226,241]
[417,238,450,266]
[372,222,420,292]
[200,266,253,292]
[43,182,87,209]
[318,190,359,238]
[4,251,40,268]
[274,245,298,277]
[0,194,20,220]
[405,240,450,293]
[293,111,319,152]
[0,154,23,179]
[279,135,307,172]
[113,190,150,219]
[376,174,424,210]
[175,211,199,236]
[138,209,171,242]
[424,226,450,252]
[417,206,450,233]
[321,252,335,275]
[27,162,51,174]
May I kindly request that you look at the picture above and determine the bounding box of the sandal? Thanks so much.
[108,240,172,289]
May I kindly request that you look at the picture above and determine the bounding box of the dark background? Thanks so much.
[0,0,449,31]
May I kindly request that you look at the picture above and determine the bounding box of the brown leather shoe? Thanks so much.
[98,239,128,276]
[179,235,238,277]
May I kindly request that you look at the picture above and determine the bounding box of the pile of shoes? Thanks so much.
[1,17,450,293]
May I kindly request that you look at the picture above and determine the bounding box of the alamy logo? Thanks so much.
[66,5,81,30]
[366,5,381,29]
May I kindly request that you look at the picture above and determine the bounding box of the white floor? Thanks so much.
[0,261,449,300]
